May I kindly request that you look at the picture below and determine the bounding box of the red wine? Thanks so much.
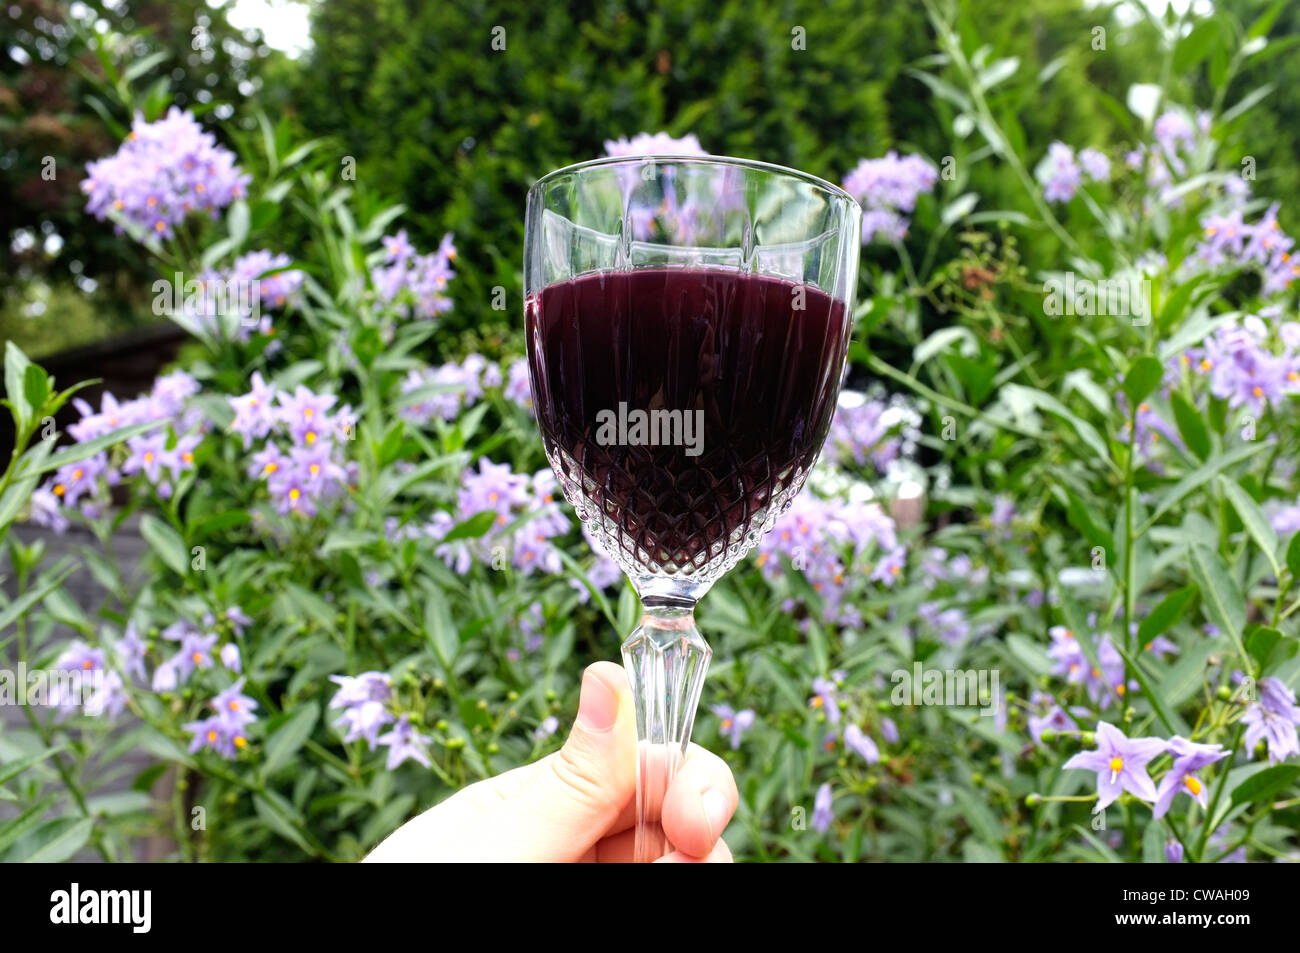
[526,268,849,579]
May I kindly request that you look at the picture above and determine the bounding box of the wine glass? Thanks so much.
[524,155,860,861]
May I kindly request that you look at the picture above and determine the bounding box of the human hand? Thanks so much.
[365,661,737,862]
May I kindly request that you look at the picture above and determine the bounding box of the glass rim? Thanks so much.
[529,153,861,210]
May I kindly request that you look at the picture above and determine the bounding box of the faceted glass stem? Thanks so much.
[619,601,711,863]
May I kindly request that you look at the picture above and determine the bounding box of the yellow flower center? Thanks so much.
[1184,776,1201,795]
[1109,756,1124,782]
[234,736,247,749]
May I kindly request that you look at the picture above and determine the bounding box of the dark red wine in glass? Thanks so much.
[523,156,861,861]
[527,268,849,579]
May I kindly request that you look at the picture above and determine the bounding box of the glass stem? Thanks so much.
[619,597,711,863]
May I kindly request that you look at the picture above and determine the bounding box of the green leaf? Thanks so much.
[0,796,55,856]
[1173,17,1219,71]
[1229,764,1300,807]
[1246,625,1298,673]
[227,199,250,249]
[1122,356,1164,408]
[1169,392,1210,461]
[1286,532,1300,578]
[439,510,498,544]
[1218,478,1281,577]
[1144,441,1268,527]
[1187,544,1246,646]
[262,703,320,777]
[1065,489,1116,562]
[22,817,94,863]
[22,364,50,418]
[26,420,159,477]
[0,747,67,787]
[253,792,312,854]
[1002,384,1111,467]
[4,342,33,430]
[140,515,190,576]
[423,586,459,667]
[0,563,76,635]
[1136,585,1197,647]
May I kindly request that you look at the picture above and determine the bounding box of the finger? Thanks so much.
[492,661,637,860]
[654,838,734,863]
[659,744,738,859]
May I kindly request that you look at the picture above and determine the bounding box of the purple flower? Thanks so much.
[844,724,880,764]
[28,486,69,533]
[1166,841,1184,863]
[372,231,456,320]
[82,670,127,719]
[603,132,706,158]
[1027,692,1079,744]
[534,715,559,741]
[711,704,756,750]
[810,677,842,725]
[376,714,432,770]
[121,430,169,483]
[183,715,249,758]
[276,385,337,447]
[211,678,259,728]
[81,107,250,239]
[504,357,533,409]
[1062,721,1168,811]
[229,372,278,447]
[171,630,219,682]
[328,672,392,708]
[880,717,899,745]
[1038,142,1082,203]
[1152,737,1228,818]
[812,783,833,832]
[1241,676,1300,764]
[114,623,148,683]
[220,643,242,673]
[827,392,900,472]
[335,701,394,749]
[458,458,530,524]
[842,152,937,243]
[46,452,111,507]
[1077,147,1111,182]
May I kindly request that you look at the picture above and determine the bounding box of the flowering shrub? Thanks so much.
[3,6,1299,864]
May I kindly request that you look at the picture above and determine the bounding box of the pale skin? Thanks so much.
[366,661,738,862]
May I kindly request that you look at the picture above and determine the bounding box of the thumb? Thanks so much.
[498,661,636,860]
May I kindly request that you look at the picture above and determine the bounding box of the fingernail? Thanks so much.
[701,788,729,837]
[576,668,618,732]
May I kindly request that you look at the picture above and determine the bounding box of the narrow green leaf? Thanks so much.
[262,703,320,778]
[1229,764,1300,807]
[22,817,94,863]
[1136,585,1197,647]
[139,515,191,576]
[1219,478,1281,577]
[1187,544,1246,646]
[1169,392,1210,461]
[1122,356,1164,408]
